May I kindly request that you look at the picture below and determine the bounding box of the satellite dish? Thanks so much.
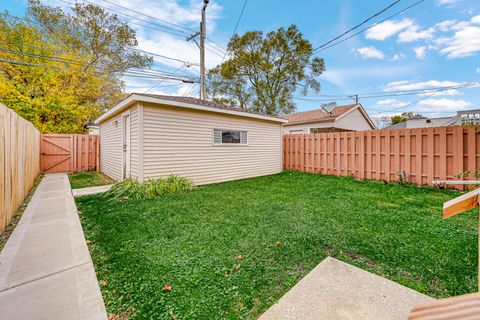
[321,102,337,113]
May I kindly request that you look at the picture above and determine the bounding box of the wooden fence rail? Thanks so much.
[41,134,99,173]
[283,126,479,190]
[0,103,41,232]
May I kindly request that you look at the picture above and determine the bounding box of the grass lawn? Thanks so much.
[76,171,478,320]
[69,171,114,189]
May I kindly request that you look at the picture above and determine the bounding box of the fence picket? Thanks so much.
[283,126,478,190]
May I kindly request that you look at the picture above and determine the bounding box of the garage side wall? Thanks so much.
[99,113,123,181]
[142,103,283,185]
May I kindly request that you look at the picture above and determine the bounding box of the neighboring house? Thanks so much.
[281,103,375,134]
[384,109,480,130]
[86,124,99,135]
[94,94,287,185]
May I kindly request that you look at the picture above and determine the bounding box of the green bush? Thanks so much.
[103,175,192,201]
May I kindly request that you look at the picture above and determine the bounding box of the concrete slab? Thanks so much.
[72,185,113,197]
[0,173,107,320]
[0,263,105,320]
[259,257,434,320]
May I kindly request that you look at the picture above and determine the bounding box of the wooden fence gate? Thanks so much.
[41,134,99,173]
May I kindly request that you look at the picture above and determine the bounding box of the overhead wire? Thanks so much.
[312,0,402,53]
[221,0,248,64]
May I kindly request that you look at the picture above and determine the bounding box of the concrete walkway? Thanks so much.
[72,184,113,197]
[0,173,107,320]
[259,257,434,320]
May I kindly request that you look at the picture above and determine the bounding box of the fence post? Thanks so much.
[96,136,100,172]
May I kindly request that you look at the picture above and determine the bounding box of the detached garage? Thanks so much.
[94,94,287,185]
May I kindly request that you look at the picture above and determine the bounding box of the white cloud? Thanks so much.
[390,53,406,61]
[477,67,480,74]
[384,80,464,96]
[436,0,460,6]
[365,18,413,41]
[376,99,405,108]
[384,80,463,91]
[472,15,480,25]
[356,46,385,59]
[398,26,435,42]
[435,20,459,32]
[418,98,472,112]
[439,26,480,58]
[414,46,427,60]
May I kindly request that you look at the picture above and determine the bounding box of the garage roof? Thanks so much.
[95,93,288,124]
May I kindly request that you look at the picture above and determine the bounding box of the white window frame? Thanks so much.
[213,128,248,145]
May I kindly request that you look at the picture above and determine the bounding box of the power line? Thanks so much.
[0,46,199,80]
[316,0,426,52]
[56,0,190,38]
[294,83,480,102]
[312,0,402,53]
[131,48,199,67]
[221,0,248,64]
[369,90,441,115]
[143,65,186,93]
[0,39,198,68]
[97,0,195,33]
[0,57,199,82]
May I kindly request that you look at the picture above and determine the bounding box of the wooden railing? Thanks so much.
[0,103,41,232]
[283,126,479,190]
[408,188,480,319]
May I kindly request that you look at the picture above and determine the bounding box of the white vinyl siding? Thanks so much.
[99,114,123,181]
[129,104,139,180]
[142,103,282,185]
[335,108,374,131]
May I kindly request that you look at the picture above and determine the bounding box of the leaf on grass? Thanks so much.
[235,264,241,272]
[237,255,243,260]
[86,240,92,244]
[99,280,107,286]
[162,283,172,291]
[169,310,177,320]
[108,314,117,320]
[274,241,281,247]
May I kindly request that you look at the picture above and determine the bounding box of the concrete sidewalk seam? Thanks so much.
[0,261,91,293]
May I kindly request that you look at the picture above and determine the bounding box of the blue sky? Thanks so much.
[3,0,480,122]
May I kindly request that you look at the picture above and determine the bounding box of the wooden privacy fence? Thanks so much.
[41,134,99,173]
[0,103,41,232]
[284,126,480,190]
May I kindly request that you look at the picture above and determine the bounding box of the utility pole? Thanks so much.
[349,94,359,104]
[186,0,208,100]
[200,0,208,100]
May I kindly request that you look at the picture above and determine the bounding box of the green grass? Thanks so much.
[76,171,478,320]
[69,171,113,189]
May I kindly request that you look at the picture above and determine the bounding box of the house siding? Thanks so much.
[282,121,334,134]
[99,113,123,181]
[129,104,139,180]
[142,103,283,185]
[335,108,373,131]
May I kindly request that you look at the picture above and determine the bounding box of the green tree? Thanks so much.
[0,1,152,133]
[208,25,325,115]
[391,112,423,125]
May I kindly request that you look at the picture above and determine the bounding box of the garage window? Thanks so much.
[214,129,248,144]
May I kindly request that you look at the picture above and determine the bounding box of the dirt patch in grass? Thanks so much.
[0,175,42,251]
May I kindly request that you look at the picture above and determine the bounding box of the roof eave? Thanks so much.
[282,117,336,126]
[95,94,288,124]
